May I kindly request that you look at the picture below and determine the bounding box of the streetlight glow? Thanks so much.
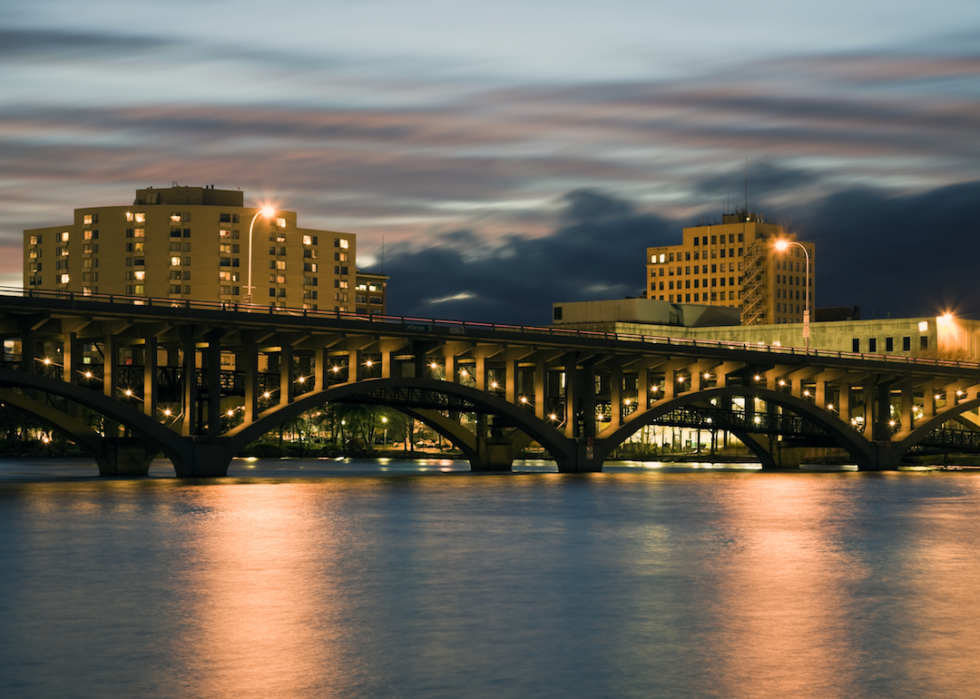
[775,238,811,353]
[244,205,276,304]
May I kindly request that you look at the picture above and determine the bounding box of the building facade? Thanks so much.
[646,210,815,325]
[354,270,388,315]
[24,185,357,311]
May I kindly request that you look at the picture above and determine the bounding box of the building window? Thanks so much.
[335,238,349,249]
[220,213,231,223]
[170,285,182,294]
[170,213,182,223]
[276,260,286,270]
[869,338,877,352]
[276,217,287,228]
[220,229,233,238]
[84,230,97,240]
[903,337,911,352]
[885,337,894,352]
[171,257,181,266]
[921,336,929,350]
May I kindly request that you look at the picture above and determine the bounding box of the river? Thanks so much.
[1,457,978,698]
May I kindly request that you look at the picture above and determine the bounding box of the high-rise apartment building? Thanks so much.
[24,184,357,311]
[646,211,815,325]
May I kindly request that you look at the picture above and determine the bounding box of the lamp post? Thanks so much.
[243,207,275,304]
[774,239,811,353]
[381,416,388,450]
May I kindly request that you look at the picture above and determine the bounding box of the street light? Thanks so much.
[244,206,275,304]
[774,239,811,353]
[381,416,388,450]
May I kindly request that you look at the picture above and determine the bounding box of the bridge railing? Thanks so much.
[6,286,979,372]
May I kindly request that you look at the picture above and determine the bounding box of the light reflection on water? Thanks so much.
[1,459,979,698]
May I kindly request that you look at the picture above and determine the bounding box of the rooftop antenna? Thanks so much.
[744,159,748,215]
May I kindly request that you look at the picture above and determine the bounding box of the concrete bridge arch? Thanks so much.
[597,387,880,469]
[0,368,194,475]
[225,377,579,471]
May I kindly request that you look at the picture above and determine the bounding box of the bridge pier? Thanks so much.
[172,438,237,478]
[470,435,519,472]
[554,443,604,473]
[856,443,904,471]
[98,438,159,476]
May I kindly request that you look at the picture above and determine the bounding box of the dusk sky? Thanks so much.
[3,0,980,323]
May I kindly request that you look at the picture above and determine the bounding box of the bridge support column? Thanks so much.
[172,438,236,478]
[99,437,159,476]
[471,434,518,472]
[857,443,903,471]
[554,442,604,473]
[742,434,804,469]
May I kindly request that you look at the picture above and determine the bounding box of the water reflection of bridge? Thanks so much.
[2,289,980,476]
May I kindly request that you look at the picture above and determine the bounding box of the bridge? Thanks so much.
[2,289,980,476]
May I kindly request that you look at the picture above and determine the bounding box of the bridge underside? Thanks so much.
[0,293,977,475]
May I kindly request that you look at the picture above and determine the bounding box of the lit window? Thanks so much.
[303,235,312,245]
[83,215,92,224]
[220,229,232,238]
[134,213,145,223]
[659,254,665,263]
[918,321,928,332]
[277,217,286,228]
[134,228,145,238]
[170,213,182,223]
[126,212,134,222]
[339,280,348,289]
[276,260,286,270]
[276,275,286,284]
[339,238,349,249]
[171,257,181,266]
[60,231,70,242]
[134,271,145,281]
[30,235,39,245]
[59,274,69,284]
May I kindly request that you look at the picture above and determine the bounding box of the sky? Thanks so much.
[2,0,980,324]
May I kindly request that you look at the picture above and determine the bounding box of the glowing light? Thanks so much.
[429,362,438,370]
[519,396,528,403]
[778,379,786,387]
[297,376,306,383]
[43,358,51,365]
[889,420,896,427]
[460,369,469,378]
[84,371,93,379]
[774,240,790,252]
[260,206,275,218]
[624,398,631,406]
[124,389,133,396]
[263,391,271,398]
[226,409,234,417]
[651,385,659,392]
[754,375,761,382]
[703,373,711,379]
[490,381,499,389]
[548,413,558,421]
[163,409,172,417]
[365,360,373,367]
[935,394,942,400]
[754,416,761,424]
[332,366,341,373]
[803,390,811,397]
[677,376,686,383]
[827,404,834,410]
[381,417,388,424]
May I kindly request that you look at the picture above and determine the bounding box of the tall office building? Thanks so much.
[24,184,356,311]
[646,210,815,325]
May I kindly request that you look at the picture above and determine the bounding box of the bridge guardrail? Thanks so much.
[5,286,979,372]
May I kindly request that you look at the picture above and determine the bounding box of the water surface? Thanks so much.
[1,458,978,698]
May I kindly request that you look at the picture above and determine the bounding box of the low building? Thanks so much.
[553,298,740,328]
[552,313,980,361]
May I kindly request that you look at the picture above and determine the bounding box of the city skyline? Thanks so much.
[3,0,979,323]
